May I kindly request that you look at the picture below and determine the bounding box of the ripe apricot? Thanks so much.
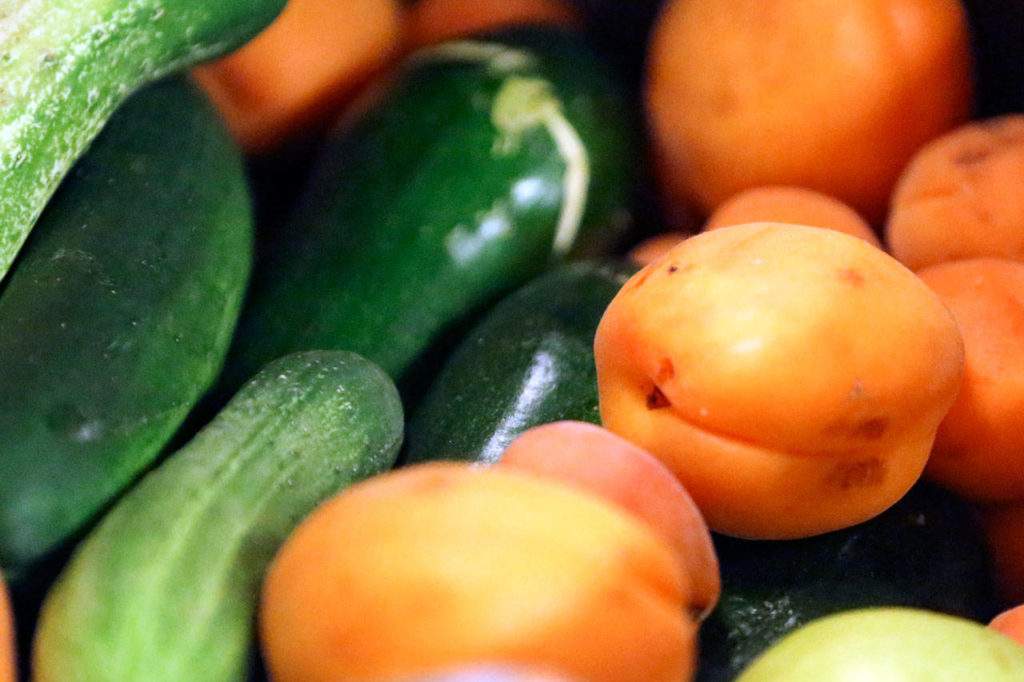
[645,0,974,226]
[404,0,583,51]
[260,463,697,682]
[990,604,1024,648]
[886,115,1024,271]
[191,0,405,154]
[497,420,720,618]
[627,232,690,267]
[979,499,1024,607]
[916,258,1024,502]
[0,574,14,682]
[594,222,965,539]
[703,186,881,248]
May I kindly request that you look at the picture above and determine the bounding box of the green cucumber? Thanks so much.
[222,26,638,396]
[31,350,404,682]
[404,259,636,465]
[696,481,997,682]
[0,76,252,580]
[0,0,286,284]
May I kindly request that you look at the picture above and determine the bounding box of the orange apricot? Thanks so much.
[0,574,14,682]
[886,115,1024,271]
[916,258,1024,502]
[645,0,974,226]
[497,419,720,618]
[702,186,881,248]
[191,0,405,154]
[594,222,965,539]
[404,0,584,51]
[979,499,1024,607]
[627,231,690,267]
[990,604,1024,648]
[260,462,698,682]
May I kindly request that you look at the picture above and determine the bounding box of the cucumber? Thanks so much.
[0,76,252,580]
[31,350,404,682]
[222,26,638,396]
[0,0,286,284]
[404,259,636,465]
[695,481,997,682]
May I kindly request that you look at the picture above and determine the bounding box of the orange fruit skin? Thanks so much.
[192,0,405,154]
[404,0,583,51]
[703,186,881,248]
[260,463,697,682]
[989,604,1024,648]
[886,115,1024,271]
[627,232,691,268]
[497,420,720,618]
[0,575,14,682]
[645,0,974,226]
[918,258,1024,503]
[594,222,965,539]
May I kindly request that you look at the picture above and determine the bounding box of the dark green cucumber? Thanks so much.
[0,0,285,283]
[223,26,638,396]
[404,259,636,465]
[31,350,404,682]
[0,77,252,580]
[696,480,997,682]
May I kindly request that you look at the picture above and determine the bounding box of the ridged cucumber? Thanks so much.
[0,76,252,579]
[404,259,636,465]
[0,0,286,283]
[222,26,638,396]
[31,350,404,682]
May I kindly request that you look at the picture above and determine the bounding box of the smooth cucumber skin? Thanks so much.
[222,26,638,396]
[32,350,404,682]
[0,0,286,284]
[0,77,252,580]
[404,259,636,465]
[695,481,998,682]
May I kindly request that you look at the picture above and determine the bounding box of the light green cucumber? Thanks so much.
[0,0,287,283]
[31,350,404,682]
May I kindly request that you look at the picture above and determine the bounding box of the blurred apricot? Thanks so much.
[703,186,881,247]
[886,115,1024,271]
[192,0,405,154]
[0,574,14,682]
[917,258,1024,502]
[627,231,690,267]
[260,463,698,682]
[497,420,720,618]
[979,499,1024,606]
[990,604,1024,647]
[645,0,974,226]
[404,0,583,51]
[594,223,965,539]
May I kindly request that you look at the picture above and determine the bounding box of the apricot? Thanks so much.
[703,186,881,248]
[260,463,697,682]
[191,0,405,154]
[594,222,965,539]
[645,0,974,226]
[404,0,584,51]
[627,231,690,268]
[916,258,1024,502]
[0,574,14,682]
[497,420,720,618]
[990,604,1024,648]
[886,115,1024,271]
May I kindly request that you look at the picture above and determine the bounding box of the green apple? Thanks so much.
[736,607,1024,681]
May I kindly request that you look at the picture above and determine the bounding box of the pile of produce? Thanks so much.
[1,0,1023,680]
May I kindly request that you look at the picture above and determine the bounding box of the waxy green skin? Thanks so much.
[223,27,637,397]
[32,351,404,682]
[405,259,636,466]
[0,76,252,580]
[0,0,286,283]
